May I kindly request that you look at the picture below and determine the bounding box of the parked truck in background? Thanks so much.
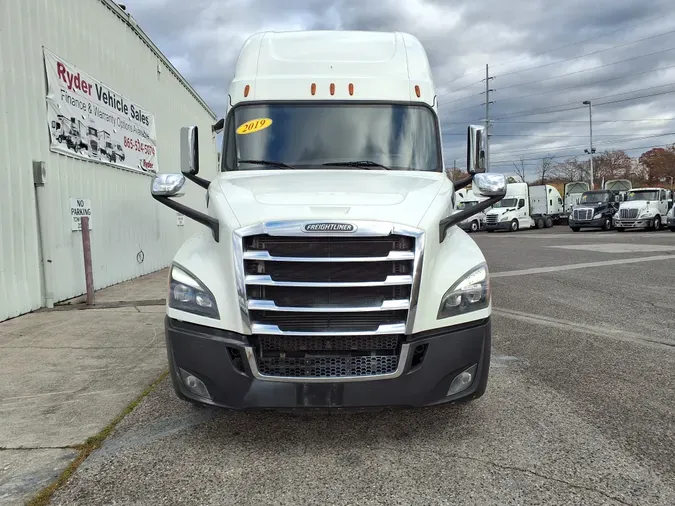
[613,188,673,231]
[455,189,489,232]
[561,181,589,223]
[604,179,632,202]
[148,30,508,411]
[485,182,563,232]
[568,189,618,231]
[667,205,675,231]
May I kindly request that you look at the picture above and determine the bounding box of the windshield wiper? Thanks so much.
[237,159,295,169]
[322,160,391,170]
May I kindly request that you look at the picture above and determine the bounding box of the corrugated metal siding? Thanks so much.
[0,0,219,321]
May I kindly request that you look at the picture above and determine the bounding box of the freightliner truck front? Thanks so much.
[150,30,507,410]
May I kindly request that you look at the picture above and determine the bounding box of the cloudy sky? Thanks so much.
[125,0,675,179]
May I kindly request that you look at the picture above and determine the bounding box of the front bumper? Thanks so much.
[485,221,511,231]
[613,217,652,229]
[165,316,491,410]
[568,216,607,229]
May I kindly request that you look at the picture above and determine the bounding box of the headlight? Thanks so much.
[593,212,602,219]
[499,214,510,221]
[169,264,219,318]
[639,208,653,217]
[437,264,490,319]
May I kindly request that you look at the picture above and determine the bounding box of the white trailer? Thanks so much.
[561,181,590,220]
[149,30,509,410]
[485,182,563,232]
[604,179,632,202]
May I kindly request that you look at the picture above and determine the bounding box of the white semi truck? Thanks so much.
[455,189,489,232]
[613,187,673,231]
[149,30,507,410]
[485,182,563,232]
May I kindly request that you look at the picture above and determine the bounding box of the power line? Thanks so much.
[492,85,675,120]
[493,27,675,79]
[489,132,675,160]
[489,141,674,165]
[440,12,666,86]
[440,47,675,107]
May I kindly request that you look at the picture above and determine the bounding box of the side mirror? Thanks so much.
[466,125,486,174]
[472,173,507,198]
[180,126,199,175]
[151,174,186,197]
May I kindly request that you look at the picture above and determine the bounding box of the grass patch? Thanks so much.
[25,370,169,506]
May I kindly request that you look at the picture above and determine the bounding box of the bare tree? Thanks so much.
[512,155,527,182]
[552,156,585,182]
[538,156,554,185]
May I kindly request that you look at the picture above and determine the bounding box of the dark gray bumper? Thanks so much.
[485,221,511,231]
[165,316,491,410]
[568,217,607,229]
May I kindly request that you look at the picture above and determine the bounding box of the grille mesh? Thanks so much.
[486,215,497,224]
[620,208,639,219]
[257,355,399,378]
[256,334,399,352]
[573,209,593,220]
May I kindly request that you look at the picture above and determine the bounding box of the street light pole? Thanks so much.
[583,100,594,190]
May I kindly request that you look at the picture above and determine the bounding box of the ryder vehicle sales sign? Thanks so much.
[43,48,158,174]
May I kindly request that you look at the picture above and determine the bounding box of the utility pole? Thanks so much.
[453,159,456,180]
[481,64,495,171]
[583,100,594,189]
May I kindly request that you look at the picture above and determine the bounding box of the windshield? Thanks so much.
[580,192,609,203]
[457,201,478,210]
[626,190,659,201]
[222,103,441,171]
[492,198,518,209]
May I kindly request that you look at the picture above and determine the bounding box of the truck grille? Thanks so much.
[236,227,421,380]
[573,209,593,221]
[486,215,498,224]
[620,208,639,219]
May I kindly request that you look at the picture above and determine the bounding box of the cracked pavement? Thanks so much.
[12,229,675,505]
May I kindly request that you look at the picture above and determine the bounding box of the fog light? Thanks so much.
[178,368,211,399]
[447,364,477,396]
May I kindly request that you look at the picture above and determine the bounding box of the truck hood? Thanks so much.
[619,201,650,210]
[215,170,448,228]
[573,201,607,209]
[486,207,515,216]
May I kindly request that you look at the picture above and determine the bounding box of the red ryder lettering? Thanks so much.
[57,62,92,95]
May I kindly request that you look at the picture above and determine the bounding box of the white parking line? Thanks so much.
[491,254,675,278]
[493,308,675,350]
[481,232,675,239]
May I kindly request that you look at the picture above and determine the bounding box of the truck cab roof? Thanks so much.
[228,30,436,110]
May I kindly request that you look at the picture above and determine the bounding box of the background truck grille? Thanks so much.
[620,208,639,219]
[486,215,498,224]
[573,209,593,220]
[239,232,418,379]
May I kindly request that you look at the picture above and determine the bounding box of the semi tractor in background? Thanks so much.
[561,181,590,223]
[455,189,489,232]
[604,179,632,201]
[613,187,673,231]
[568,189,619,231]
[485,182,563,232]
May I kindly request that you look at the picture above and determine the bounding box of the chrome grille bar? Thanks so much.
[250,323,407,336]
[248,299,410,312]
[245,274,413,287]
[243,250,415,262]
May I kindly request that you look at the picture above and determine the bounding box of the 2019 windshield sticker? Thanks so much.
[236,118,273,135]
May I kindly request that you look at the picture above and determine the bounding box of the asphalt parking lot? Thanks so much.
[49,227,675,506]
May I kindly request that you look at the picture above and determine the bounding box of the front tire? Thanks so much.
[470,220,479,233]
[603,217,612,231]
[652,216,661,231]
[510,219,519,232]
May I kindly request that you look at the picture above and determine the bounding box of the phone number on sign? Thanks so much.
[124,137,155,155]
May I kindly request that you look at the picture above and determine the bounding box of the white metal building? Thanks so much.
[0,0,218,321]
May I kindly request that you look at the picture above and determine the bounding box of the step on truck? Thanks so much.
[613,188,674,231]
[149,30,507,410]
[568,189,618,231]
[485,182,563,232]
